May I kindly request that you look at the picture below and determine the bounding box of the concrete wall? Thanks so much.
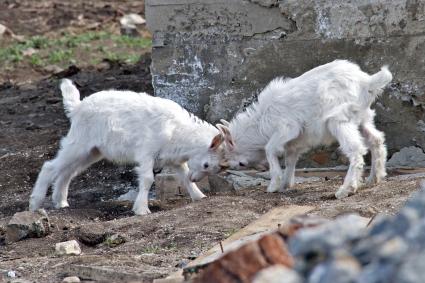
[146,0,425,167]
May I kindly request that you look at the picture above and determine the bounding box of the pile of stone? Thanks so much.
[194,183,425,283]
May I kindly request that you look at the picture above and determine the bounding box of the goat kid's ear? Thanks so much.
[216,124,235,150]
[209,133,224,151]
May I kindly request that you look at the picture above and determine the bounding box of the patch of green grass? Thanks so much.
[140,242,178,254]
[141,245,162,254]
[0,30,151,69]
[113,35,152,48]
[29,36,49,49]
[29,54,43,66]
[223,228,238,238]
[48,49,73,64]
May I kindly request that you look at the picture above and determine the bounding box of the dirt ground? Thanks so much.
[0,57,423,282]
[0,1,425,283]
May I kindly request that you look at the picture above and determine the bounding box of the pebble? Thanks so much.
[55,240,81,256]
[7,270,16,278]
[62,276,80,283]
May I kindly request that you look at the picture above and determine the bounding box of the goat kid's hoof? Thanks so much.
[267,178,282,193]
[133,207,151,215]
[29,197,44,211]
[192,194,207,201]
[29,203,40,212]
[278,188,286,193]
[266,185,279,193]
[54,201,70,209]
[335,186,356,199]
[366,175,385,186]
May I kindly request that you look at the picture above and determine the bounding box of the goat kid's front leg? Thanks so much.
[175,163,206,201]
[279,147,300,192]
[265,127,300,193]
[133,160,154,215]
[265,135,285,193]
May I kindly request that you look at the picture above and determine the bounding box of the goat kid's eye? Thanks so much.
[203,163,209,169]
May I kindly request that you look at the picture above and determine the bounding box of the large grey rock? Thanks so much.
[357,262,398,283]
[253,265,303,283]
[395,252,425,283]
[6,209,50,243]
[308,254,361,283]
[208,171,268,192]
[387,146,425,167]
[289,214,367,259]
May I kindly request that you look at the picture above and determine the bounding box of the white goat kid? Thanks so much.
[217,60,392,199]
[29,79,225,215]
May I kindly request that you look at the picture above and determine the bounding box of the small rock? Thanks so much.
[104,234,126,248]
[7,270,16,278]
[6,209,50,243]
[120,14,146,28]
[22,48,37,57]
[228,174,268,190]
[253,265,302,283]
[62,276,80,283]
[76,225,109,246]
[0,24,7,36]
[43,65,64,74]
[120,14,146,37]
[55,240,81,256]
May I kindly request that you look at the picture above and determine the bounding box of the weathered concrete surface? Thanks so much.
[146,0,425,166]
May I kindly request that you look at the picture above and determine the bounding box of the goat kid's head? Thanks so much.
[216,120,268,171]
[187,132,227,182]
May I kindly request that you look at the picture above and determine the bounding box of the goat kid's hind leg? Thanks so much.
[51,148,102,209]
[362,123,387,185]
[133,158,154,215]
[29,159,58,211]
[266,126,300,193]
[175,163,206,201]
[329,121,367,199]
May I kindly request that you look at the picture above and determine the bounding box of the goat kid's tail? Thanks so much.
[60,79,81,118]
[369,66,393,91]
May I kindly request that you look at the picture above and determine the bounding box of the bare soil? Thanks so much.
[0,1,424,282]
[0,58,422,282]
